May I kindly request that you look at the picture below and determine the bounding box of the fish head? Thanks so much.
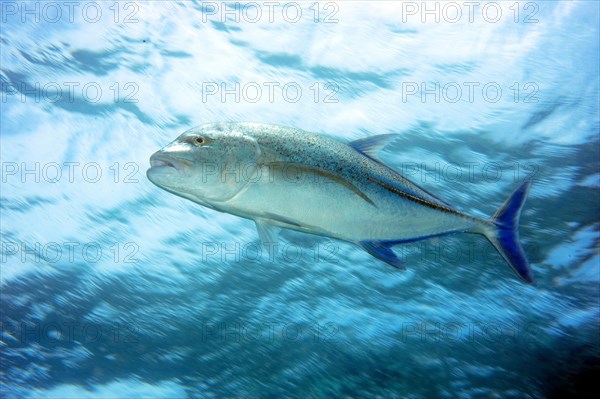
[147,123,261,203]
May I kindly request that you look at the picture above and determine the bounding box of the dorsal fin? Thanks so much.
[350,134,455,209]
[349,134,399,163]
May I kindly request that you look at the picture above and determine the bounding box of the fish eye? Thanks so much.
[193,136,205,146]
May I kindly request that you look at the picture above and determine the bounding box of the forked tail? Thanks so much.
[480,180,535,284]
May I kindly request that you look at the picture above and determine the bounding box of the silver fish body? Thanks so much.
[147,122,534,284]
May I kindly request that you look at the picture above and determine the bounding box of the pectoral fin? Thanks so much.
[361,241,406,270]
[267,162,376,207]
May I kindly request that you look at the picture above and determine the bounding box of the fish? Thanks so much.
[147,122,535,284]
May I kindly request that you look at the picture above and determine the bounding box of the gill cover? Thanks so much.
[184,125,261,203]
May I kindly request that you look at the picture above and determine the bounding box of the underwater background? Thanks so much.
[1,1,599,398]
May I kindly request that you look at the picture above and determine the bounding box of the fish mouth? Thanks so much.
[149,152,189,171]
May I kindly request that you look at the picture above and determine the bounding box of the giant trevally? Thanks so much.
[147,122,535,284]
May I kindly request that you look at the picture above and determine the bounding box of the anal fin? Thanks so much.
[361,241,405,270]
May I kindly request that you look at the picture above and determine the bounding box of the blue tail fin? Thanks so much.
[482,180,535,284]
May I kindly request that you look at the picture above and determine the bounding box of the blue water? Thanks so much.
[1,1,599,398]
